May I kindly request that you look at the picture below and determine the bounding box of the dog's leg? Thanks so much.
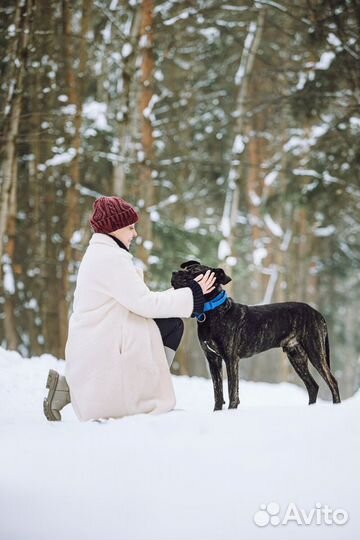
[224,356,240,409]
[304,333,341,403]
[284,344,319,404]
[205,352,224,410]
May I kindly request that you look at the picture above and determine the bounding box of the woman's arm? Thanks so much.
[95,255,198,319]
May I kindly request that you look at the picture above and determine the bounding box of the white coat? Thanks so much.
[65,233,194,421]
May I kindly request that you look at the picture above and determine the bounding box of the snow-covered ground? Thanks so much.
[1,346,359,540]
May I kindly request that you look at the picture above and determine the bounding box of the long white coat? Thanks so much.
[65,233,194,421]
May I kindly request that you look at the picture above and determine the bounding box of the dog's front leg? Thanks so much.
[206,352,224,411]
[224,356,240,409]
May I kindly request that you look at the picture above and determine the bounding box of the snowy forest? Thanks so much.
[1,0,359,399]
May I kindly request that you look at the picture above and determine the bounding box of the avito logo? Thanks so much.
[253,501,349,527]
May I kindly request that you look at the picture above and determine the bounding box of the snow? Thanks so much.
[293,168,321,178]
[221,4,248,11]
[225,256,237,266]
[283,135,307,152]
[218,238,231,260]
[249,189,262,207]
[315,51,336,70]
[220,213,231,238]
[148,255,160,265]
[78,185,104,199]
[61,103,77,115]
[323,171,338,184]
[121,43,133,58]
[302,181,319,193]
[255,0,287,12]
[234,21,257,85]
[296,71,307,90]
[199,27,220,43]
[7,24,16,37]
[0,347,359,540]
[280,229,292,251]
[2,256,15,294]
[163,8,197,26]
[234,57,245,84]
[152,194,178,210]
[150,209,160,222]
[83,127,97,138]
[143,240,153,250]
[232,134,245,154]
[311,124,329,139]
[253,246,268,266]
[313,225,336,237]
[327,33,342,49]
[262,265,279,304]
[154,69,164,81]
[173,57,192,70]
[350,116,360,129]
[264,213,283,237]
[264,170,278,186]
[184,217,200,231]
[46,148,77,167]
[339,242,354,259]
[143,94,160,120]
[24,298,38,310]
[284,124,329,155]
[101,21,112,44]
[82,101,111,131]
[139,34,151,49]
[70,230,83,245]
[244,21,258,50]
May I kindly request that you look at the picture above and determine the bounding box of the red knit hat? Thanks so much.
[89,196,139,233]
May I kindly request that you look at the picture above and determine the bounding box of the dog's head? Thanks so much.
[171,260,232,295]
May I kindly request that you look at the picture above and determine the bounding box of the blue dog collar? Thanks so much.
[192,290,228,322]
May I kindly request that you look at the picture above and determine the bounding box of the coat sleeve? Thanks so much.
[96,253,194,319]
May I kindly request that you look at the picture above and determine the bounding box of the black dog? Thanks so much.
[171,260,341,410]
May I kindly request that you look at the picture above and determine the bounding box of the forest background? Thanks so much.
[1,0,359,399]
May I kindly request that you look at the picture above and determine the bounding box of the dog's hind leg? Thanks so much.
[284,343,319,404]
[304,333,341,404]
[224,356,240,409]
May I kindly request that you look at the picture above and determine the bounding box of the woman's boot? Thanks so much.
[43,369,71,421]
[164,346,176,367]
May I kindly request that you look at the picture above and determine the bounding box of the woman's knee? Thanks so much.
[167,318,184,350]
[154,317,184,350]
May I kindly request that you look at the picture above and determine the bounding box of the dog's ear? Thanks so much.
[215,268,232,284]
[180,260,200,269]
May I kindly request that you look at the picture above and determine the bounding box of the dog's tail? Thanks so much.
[325,332,331,368]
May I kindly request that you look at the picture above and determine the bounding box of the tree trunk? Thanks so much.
[135,0,156,270]
[0,0,33,349]
[220,7,267,297]
[59,0,90,357]
[112,4,142,196]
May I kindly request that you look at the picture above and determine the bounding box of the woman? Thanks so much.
[43,195,216,422]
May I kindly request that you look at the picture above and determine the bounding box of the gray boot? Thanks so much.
[43,369,71,421]
[164,346,176,368]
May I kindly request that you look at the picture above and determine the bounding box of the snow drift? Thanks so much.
[0,347,359,540]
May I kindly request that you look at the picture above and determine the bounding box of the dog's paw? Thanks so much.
[228,400,240,409]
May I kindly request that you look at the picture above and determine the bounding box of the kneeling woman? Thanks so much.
[43,196,215,422]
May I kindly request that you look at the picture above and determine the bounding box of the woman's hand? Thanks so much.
[193,270,216,294]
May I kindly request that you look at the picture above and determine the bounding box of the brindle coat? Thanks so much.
[171,261,341,410]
